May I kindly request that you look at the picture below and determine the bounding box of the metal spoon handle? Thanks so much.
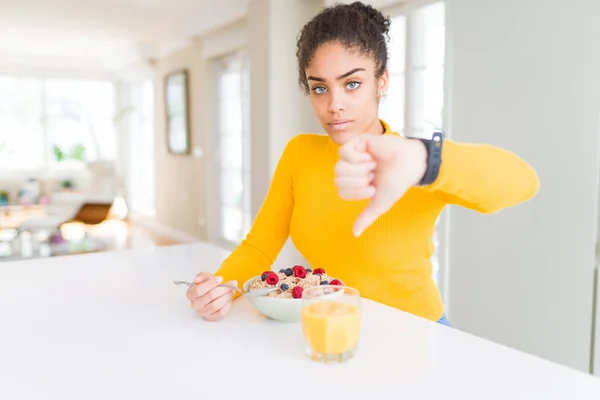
[173,280,243,295]
[219,283,244,295]
[173,280,194,287]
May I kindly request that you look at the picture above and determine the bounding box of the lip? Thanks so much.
[328,119,352,130]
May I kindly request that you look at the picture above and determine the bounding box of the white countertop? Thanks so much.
[1,242,599,399]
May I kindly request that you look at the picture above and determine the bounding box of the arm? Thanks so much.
[213,136,298,294]
[423,140,540,213]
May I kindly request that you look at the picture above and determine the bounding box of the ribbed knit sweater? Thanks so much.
[215,120,539,321]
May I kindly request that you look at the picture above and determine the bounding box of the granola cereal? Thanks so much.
[249,265,341,298]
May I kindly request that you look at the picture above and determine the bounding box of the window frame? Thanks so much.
[208,49,252,250]
[381,0,450,302]
[120,79,156,218]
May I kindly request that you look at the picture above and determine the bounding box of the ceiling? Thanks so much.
[0,0,248,75]
[0,0,406,77]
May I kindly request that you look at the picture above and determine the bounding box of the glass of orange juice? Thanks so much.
[301,285,361,363]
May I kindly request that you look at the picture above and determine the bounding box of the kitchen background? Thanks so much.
[1,0,599,378]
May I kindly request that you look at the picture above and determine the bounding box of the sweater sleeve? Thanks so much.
[213,136,298,295]
[422,140,539,213]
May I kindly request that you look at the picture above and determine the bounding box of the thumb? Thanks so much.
[225,280,238,289]
[194,272,221,284]
[364,134,399,161]
[225,280,240,298]
[352,190,397,237]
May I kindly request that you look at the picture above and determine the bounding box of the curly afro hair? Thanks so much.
[296,1,391,94]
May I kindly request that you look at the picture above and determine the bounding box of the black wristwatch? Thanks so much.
[415,130,443,185]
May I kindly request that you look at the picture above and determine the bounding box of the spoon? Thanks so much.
[172,280,278,297]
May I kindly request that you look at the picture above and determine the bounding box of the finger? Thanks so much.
[223,280,238,289]
[205,291,234,315]
[335,174,375,190]
[191,284,231,311]
[203,300,232,322]
[338,186,376,201]
[353,187,408,237]
[224,280,238,296]
[198,281,236,318]
[338,138,373,163]
[334,160,377,177]
[364,134,400,159]
[210,280,238,300]
[213,300,233,318]
[201,292,234,321]
[193,272,214,284]
[187,275,223,301]
[186,272,214,300]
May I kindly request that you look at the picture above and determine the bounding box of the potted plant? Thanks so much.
[0,189,8,205]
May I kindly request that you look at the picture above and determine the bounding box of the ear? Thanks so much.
[377,68,389,98]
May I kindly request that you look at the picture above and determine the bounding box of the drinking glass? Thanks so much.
[301,285,361,363]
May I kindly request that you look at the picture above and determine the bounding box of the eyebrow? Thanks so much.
[307,68,366,82]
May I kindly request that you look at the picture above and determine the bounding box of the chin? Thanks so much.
[327,130,355,145]
[322,120,364,144]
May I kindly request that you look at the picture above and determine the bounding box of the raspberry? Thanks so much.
[292,265,306,278]
[313,268,326,275]
[292,286,303,299]
[329,279,342,286]
[266,273,279,285]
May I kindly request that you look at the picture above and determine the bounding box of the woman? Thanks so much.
[186,2,539,324]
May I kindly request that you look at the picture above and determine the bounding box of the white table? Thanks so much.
[1,242,599,399]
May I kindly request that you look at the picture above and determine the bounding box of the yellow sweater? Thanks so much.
[215,120,539,321]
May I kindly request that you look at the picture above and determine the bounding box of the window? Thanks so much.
[212,51,251,245]
[380,1,445,138]
[380,14,406,133]
[125,80,155,216]
[45,79,116,165]
[0,77,44,170]
[0,75,116,171]
[379,1,446,285]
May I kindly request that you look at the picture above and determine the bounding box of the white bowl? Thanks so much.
[243,275,342,322]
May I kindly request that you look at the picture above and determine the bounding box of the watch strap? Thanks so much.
[417,131,443,185]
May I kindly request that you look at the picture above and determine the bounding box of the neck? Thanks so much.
[366,118,385,135]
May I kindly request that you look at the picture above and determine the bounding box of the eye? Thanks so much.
[346,81,361,90]
[311,86,327,95]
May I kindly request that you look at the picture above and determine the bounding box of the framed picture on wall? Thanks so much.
[165,69,190,154]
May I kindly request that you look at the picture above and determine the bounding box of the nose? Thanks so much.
[328,88,346,114]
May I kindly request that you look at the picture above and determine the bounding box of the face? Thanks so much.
[304,41,388,144]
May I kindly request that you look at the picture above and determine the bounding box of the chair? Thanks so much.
[68,202,113,225]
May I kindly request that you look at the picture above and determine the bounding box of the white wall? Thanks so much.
[323,0,404,8]
[248,0,323,270]
[445,0,600,373]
